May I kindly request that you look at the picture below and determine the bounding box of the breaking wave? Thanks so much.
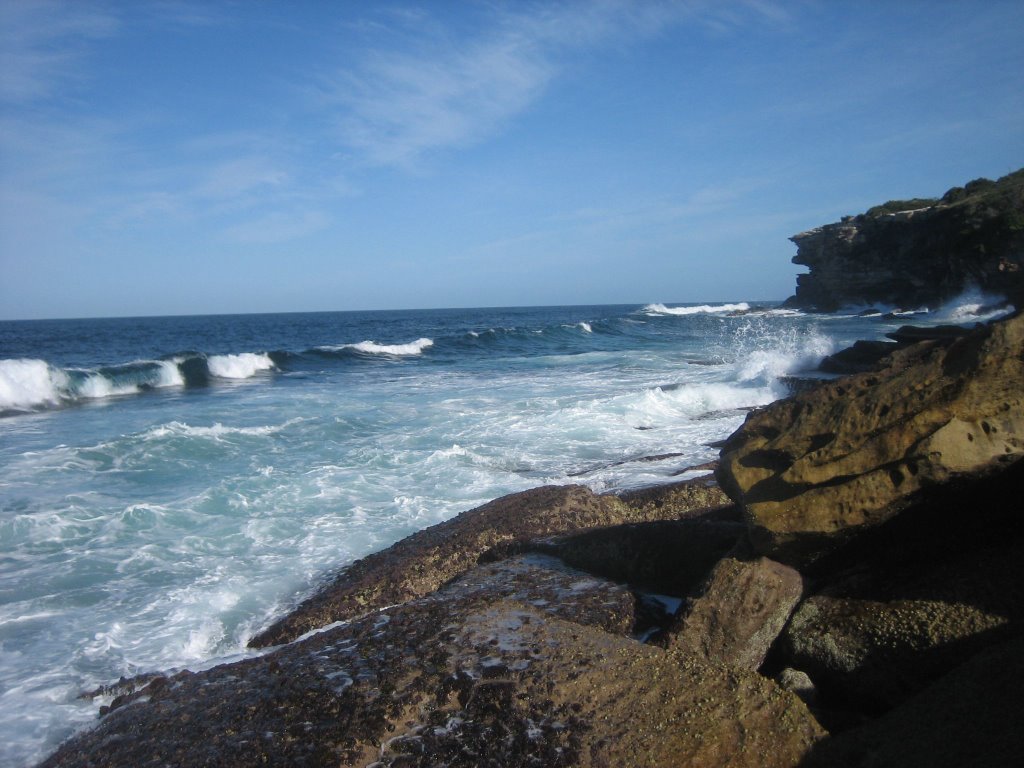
[343,338,434,356]
[208,353,276,379]
[642,302,751,316]
[0,353,275,414]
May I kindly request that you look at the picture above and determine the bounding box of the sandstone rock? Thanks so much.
[439,553,638,636]
[666,556,803,670]
[535,516,743,598]
[776,667,817,706]
[615,474,732,518]
[716,312,1024,566]
[802,631,1024,768]
[818,339,899,374]
[783,168,1024,311]
[782,594,1008,712]
[250,484,681,647]
[45,560,825,768]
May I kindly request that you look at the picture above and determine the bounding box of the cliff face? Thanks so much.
[784,169,1024,311]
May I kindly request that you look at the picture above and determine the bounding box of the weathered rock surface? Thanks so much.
[817,339,899,374]
[251,483,706,647]
[802,631,1024,768]
[44,556,824,768]
[667,556,804,671]
[783,595,1008,712]
[717,311,1024,566]
[535,516,743,598]
[784,168,1024,311]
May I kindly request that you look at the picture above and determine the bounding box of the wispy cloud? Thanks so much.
[326,0,789,168]
[195,156,289,200]
[220,209,330,245]
[0,0,118,103]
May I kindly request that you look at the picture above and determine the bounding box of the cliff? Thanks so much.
[784,168,1024,311]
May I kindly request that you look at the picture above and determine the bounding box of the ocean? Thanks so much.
[0,297,1009,766]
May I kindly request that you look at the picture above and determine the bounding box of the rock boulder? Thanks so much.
[716,312,1024,566]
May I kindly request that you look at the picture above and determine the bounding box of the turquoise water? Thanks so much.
[0,299,1007,765]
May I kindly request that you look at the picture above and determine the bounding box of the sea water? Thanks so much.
[0,298,1011,765]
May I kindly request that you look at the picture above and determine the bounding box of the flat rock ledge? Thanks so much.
[251,480,730,647]
[44,550,823,768]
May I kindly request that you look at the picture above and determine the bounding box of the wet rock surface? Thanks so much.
[43,554,824,768]
[252,484,647,647]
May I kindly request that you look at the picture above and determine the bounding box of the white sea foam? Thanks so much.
[207,352,276,379]
[932,287,1014,323]
[735,330,834,385]
[642,302,751,316]
[0,359,67,410]
[76,372,140,400]
[142,420,296,440]
[578,322,593,332]
[346,338,434,356]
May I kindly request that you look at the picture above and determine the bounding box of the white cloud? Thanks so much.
[324,0,792,168]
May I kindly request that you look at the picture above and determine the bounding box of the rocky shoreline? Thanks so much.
[39,175,1024,765]
[41,309,1024,766]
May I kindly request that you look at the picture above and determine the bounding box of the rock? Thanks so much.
[666,556,804,671]
[534,516,744,598]
[250,484,685,647]
[802,630,1024,768]
[782,595,1008,712]
[716,312,1024,566]
[783,168,1024,311]
[44,560,825,768]
[440,553,639,637]
[776,667,817,706]
[615,474,732,517]
[818,339,899,374]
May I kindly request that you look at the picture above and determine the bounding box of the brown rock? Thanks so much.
[535,516,744,598]
[776,667,817,706]
[782,168,1024,312]
[716,312,1024,566]
[251,485,634,646]
[818,339,899,374]
[43,578,825,768]
[802,630,1024,768]
[252,478,730,648]
[783,594,1009,712]
[666,556,804,670]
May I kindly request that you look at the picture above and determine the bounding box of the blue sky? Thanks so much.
[1,1,1022,320]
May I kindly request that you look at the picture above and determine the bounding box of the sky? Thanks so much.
[1,1,1022,320]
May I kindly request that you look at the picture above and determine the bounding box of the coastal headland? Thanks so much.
[41,171,1024,767]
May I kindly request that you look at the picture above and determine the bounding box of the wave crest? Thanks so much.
[0,359,66,410]
[643,302,751,316]
[207,353,276,379]
[342,338,434,356]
